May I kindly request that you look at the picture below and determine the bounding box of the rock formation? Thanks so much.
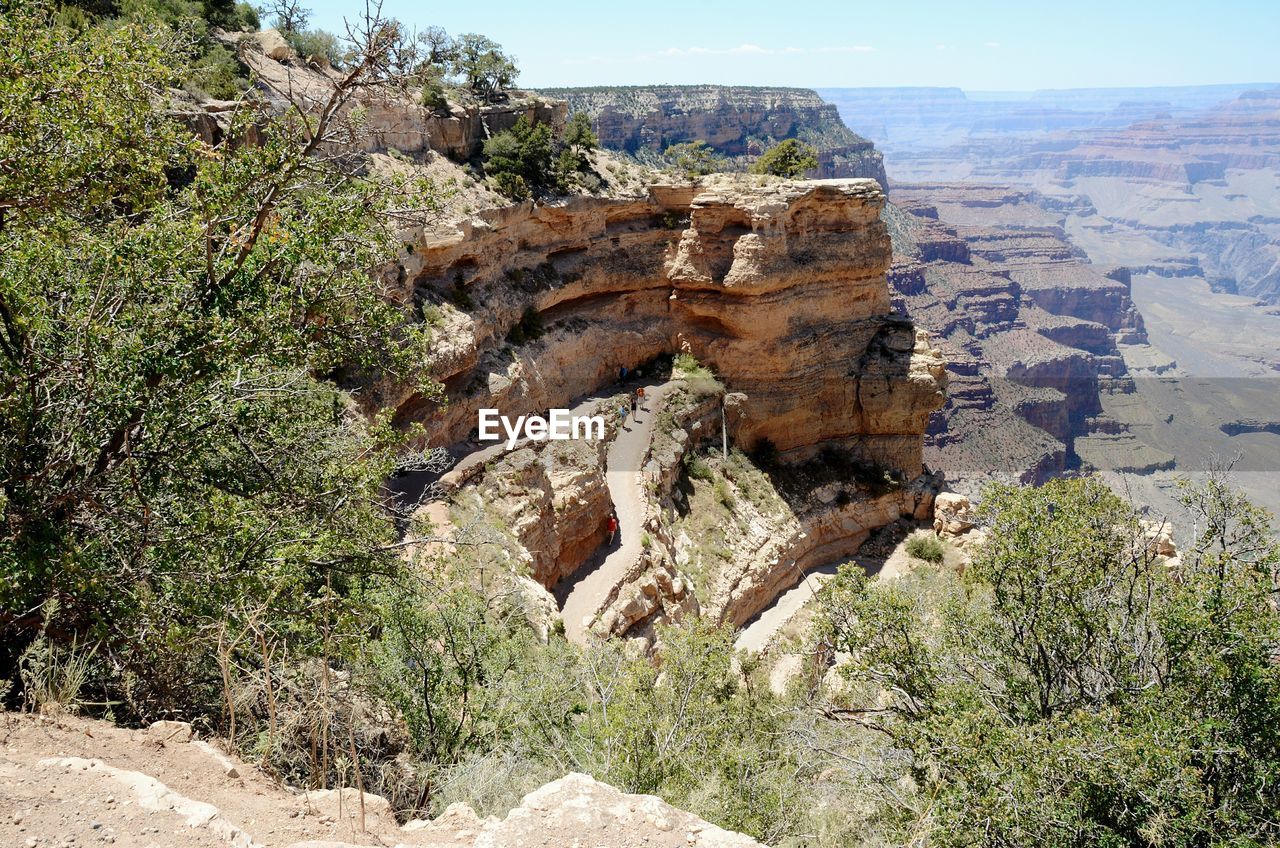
[1,714,767,848]
[397,176,943,475]
[388,175,944,639]
[208,29,945,648]
[544,86,888,187]
[882,184,1172,492]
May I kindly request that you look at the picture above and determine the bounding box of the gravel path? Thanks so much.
[560,381,675,644]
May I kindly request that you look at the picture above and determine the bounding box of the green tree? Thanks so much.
[749,139,818,178]
[482,116,554,200]
[452,33,517,104]
[819,476,1280,847]
[0,3,438,717]
[663,140,720,178]
[563,111,598,153]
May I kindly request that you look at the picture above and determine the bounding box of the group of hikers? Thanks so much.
[619,385,646,423]
[616,365,647,426]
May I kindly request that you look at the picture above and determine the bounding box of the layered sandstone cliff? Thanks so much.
[544,85,888,187]
[396,176,942,474]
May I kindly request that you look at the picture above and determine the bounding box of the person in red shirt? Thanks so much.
[606,514,619,545]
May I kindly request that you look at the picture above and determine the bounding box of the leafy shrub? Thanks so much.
[185,41,248,99]
[686,454,714,482]
[713,478,735,509]
[483,116,553,198]
[904,532,944,563]
[660,210,688,230]
[285,27,345,67]
[672,352,724,398]
[820,475,1280,847]
[419,66,449,111]
[563,111,598,152]
[484,114,598,199]
[749,139,819,178]
[505,307,544,345]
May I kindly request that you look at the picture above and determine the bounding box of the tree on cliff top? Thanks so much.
[749,138,818,178]
[563,111,599,153]
[452,32,518,104]
[819,475,1280,847]
[483,114,600,200]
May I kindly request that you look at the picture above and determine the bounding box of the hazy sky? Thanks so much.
[304,0,1280,91]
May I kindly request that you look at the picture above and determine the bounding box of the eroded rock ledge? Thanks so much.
[394,175,946,477]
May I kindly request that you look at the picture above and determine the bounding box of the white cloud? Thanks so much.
[815,45,876,54]
[657,43,875,58]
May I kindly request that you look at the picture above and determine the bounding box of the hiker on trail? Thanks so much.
[636,386,646,404]
[619,365,628,381]
[630,394,638,416]
[619,403,628,425]
[607,514,619,545]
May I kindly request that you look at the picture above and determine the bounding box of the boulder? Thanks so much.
[933,491,976,539]
[146,720,193,743]
[247,28,293,61]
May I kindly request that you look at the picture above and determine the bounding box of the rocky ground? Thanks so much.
[0,714,764,848]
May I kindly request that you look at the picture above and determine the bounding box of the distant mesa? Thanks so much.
[540,85,888,187]
[1220,419,1280,437]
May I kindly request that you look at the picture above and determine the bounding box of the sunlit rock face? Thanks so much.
[394,175,944,478]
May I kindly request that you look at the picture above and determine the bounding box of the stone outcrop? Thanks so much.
[397,176,944,477]
[222,29,566,161]
[545,85,888,187]
[462,413,615,588]
[3,713,767,848]
[406,773,767,847]
[388,176,944,642]
[932,491,976,538]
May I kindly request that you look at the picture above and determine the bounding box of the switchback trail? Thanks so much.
[559,380,675,644]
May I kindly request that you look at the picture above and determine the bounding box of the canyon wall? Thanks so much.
[395,176,942,475]
[544,85,888,187]
[835,81,1280,522]
[883,184,1169,492]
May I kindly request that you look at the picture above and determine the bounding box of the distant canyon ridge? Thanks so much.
[543,85,887,187]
